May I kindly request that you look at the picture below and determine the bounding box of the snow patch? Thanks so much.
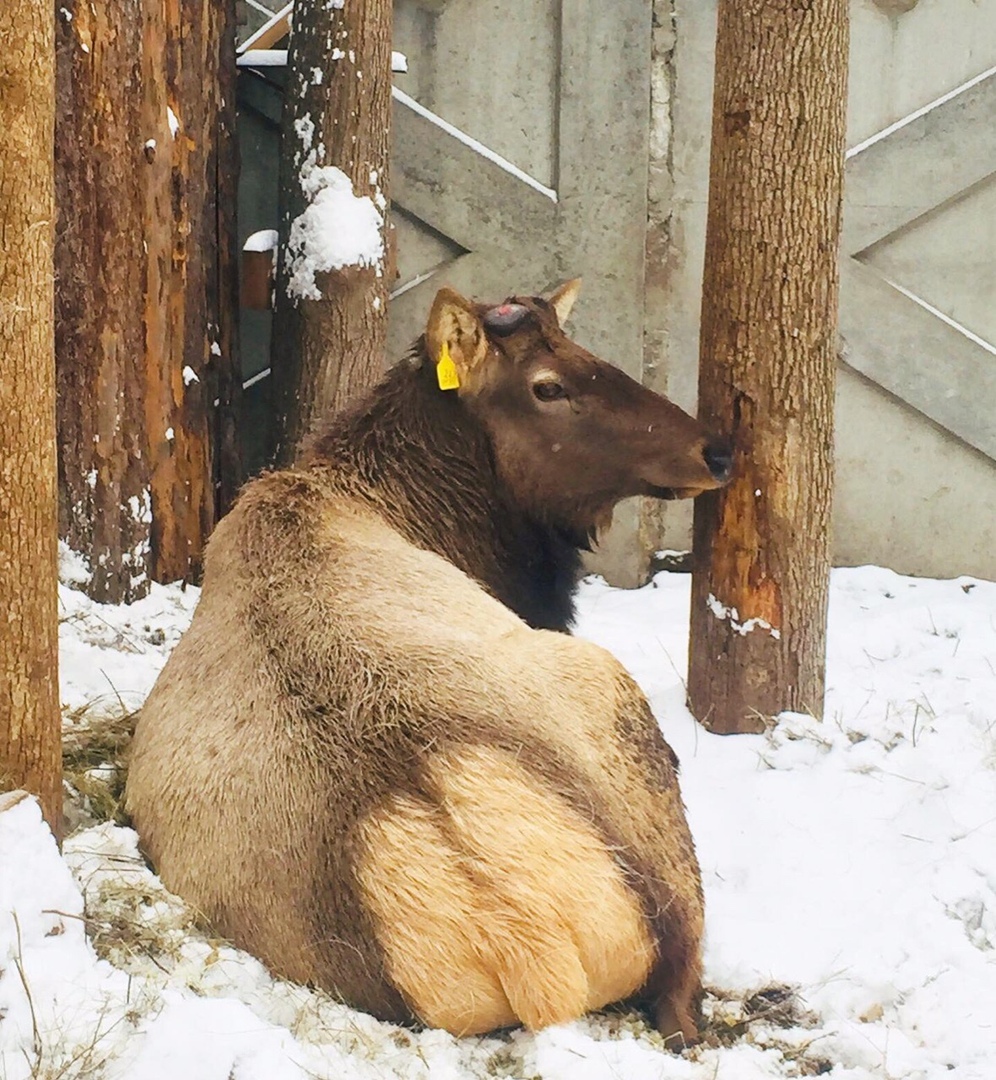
[126,490,152,525]
[167,107,180,138]
[294,114,315,153]
[706,592,782,639]
[57,569,199,712]
[285,160,384,302]
[243,229,279,253]
[236,49,288,68]
[182,365,199,385]
[4,564,996,1079]
[58,541,92,586]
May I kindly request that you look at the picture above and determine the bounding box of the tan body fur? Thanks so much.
[127,283,729,1043]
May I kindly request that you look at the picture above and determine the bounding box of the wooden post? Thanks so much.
[55,0,241,598]
[687,0,849,734]
[55,0,156,603]
[271,0,393,463]
[143,0,243,580]
[0,0,63,835]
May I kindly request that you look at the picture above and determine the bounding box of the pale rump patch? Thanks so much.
[357,746,656,1036]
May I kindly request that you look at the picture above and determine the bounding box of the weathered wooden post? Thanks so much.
[55,0,240,598]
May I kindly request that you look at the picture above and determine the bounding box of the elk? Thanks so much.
[125,280,731,1044]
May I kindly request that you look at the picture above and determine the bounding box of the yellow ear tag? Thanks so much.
[435,341,460,391]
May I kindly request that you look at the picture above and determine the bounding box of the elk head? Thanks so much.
[425,280,732,538]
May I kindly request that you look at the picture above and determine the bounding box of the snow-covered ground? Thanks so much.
[2,559,995,1079]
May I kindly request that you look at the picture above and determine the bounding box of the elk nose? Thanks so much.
[703,440,733,481]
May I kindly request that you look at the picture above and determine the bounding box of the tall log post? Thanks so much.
[271,0,393,462]
[55,0,241,599]
[145,0,243,581]
[687,0,849,733]
[0,0,63,835]
[55,0,156,602]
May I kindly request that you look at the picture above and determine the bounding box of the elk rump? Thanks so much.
[125,280,731,1044]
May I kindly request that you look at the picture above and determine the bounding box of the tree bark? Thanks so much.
[213,28,245,520]
[144,0,243,580]
[55,0,241,600]
[0,0,63,835]
[271,0,393,463]
[55,0,154,603]
[687,0,849,734]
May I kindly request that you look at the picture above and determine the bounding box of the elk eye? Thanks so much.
[533,381,567,402]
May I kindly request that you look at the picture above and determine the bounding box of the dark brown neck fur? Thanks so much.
[303,344,583,631]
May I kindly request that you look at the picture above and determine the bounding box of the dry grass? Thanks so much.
[481,1043,541,1079]
[83,881,184,970]
[20,1008,130,1080]
[695,985,834,1075]
[574,987,835,1073]
[699,984,816,1045]
[2,700,137,831]
[59,701,209,974]
[63,837,208,976]
[61,703,138,831]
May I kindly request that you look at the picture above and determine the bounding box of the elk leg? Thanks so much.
[652,963,702,1047]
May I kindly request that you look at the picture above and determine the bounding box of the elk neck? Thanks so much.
[303,343,584,631]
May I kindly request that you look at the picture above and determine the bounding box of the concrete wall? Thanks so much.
[234,0,996,583]
[391,0,656,587]
[649,0,996,581]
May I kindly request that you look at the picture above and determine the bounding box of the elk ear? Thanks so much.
[547,278,582,326]
[425,287,487,390]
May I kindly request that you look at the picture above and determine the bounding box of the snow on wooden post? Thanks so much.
[0,0,63,836]
[271,0,394,464]
[687,0,849,734]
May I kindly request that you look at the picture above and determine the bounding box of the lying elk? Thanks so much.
[126,280,732,1043]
